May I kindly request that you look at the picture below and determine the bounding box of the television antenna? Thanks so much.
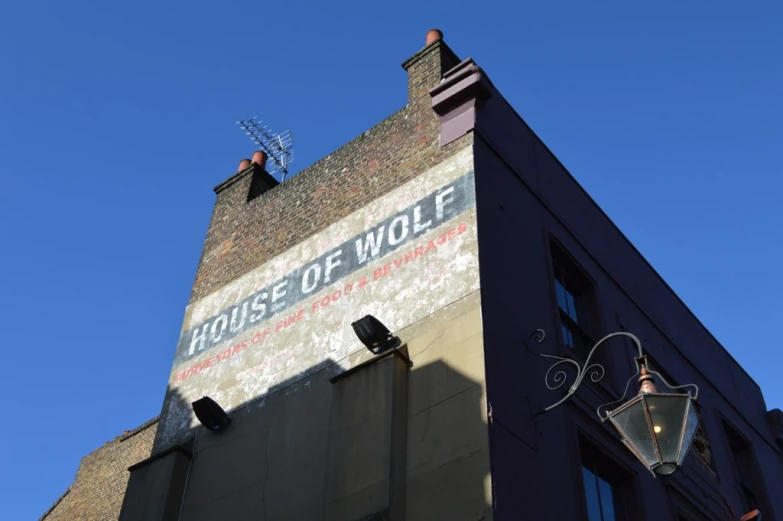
[236,117,295,182]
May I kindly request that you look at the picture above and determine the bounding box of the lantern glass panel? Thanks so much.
[677,401,700,466]
[610,396,658,467]
[646,395,689,463]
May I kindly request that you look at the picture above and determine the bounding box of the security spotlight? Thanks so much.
[191,396,231,431]
[351,315,401,354]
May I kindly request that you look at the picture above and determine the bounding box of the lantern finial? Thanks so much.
[638,365,660,394]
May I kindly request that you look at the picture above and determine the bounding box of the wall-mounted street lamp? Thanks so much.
[527,330,700,477]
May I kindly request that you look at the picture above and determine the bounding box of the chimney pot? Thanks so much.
[426,29,443,45]
[238,158,251,171]
[251,151,268,170]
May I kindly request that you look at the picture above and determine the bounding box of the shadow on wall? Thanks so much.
[132,353,491,521]
[154,357,342,451]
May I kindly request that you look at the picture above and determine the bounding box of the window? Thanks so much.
[724,423,760,513]
[551,242,596,354]
[582,464,620,521]
[580,439,628,521]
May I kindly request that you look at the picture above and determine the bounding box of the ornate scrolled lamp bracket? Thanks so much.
[525,329,700,477]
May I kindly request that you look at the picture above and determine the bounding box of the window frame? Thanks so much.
[580,441,629,521]
[566,404,645,521]
[721,420,766,515]
[547,237,602,358]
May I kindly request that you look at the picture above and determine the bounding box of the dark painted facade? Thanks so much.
[42,30,781,521]
[431,58,783,519]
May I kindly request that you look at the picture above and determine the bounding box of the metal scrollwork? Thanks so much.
[524,329,546,348]
[527,330,646,413]
[544,358,579,391]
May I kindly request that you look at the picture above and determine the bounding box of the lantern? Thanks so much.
[605,367,700,475]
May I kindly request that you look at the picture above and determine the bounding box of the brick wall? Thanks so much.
[189,38,466,303]
[40,418,158,521]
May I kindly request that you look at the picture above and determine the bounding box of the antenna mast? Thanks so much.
[236,117,295,182]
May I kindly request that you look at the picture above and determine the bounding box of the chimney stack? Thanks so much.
[402,29,460,105]
[218,151,278,202]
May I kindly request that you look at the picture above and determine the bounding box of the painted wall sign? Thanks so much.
[172,218,470,384]
[157,147,479,447]
[175,172,475,366]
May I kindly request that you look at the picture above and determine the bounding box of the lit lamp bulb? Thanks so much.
[654,425,662,434]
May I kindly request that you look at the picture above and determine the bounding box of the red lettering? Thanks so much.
[373,268,384,280]
[437,233,448,245]
[414,246,424,257]
[331,290,342,301]
[404,251,414,263]
[448,228,457,241]
[296,308,306,321]
[252,332,262,344]
[311,300,321,312]
[393,257,404,269]
[275,320,285,332]
[425,240,437,253]
[458,222,467,234]
[344,283,353,294]
[357,277,368,288]
[383,263,391,275]
[321,295,331,307]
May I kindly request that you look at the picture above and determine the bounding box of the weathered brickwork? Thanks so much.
[40,418,158,521]
[189,39,467,303]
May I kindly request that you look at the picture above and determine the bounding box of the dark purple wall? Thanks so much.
[462,67,782,520]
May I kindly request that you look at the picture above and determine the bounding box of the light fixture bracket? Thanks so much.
[351,315,401,355]
[191,396,232,432]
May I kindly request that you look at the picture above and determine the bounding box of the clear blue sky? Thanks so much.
[1,1,781,518]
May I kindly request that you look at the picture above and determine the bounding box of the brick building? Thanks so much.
[45,30,783,520]
[39,418,158,521]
